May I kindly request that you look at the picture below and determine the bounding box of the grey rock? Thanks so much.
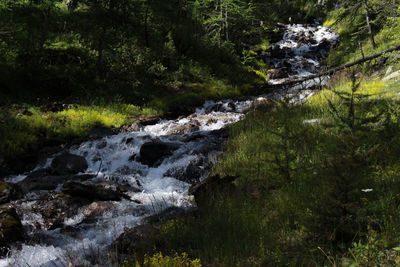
[189,174,238,208]
[0,182,22,204]
[0,204,24,255]
[18,169,68,193]
[33,193,89,230]
[50,152,88,175]
[62,181,130,201]
[138,141,180,167]
[110,224,154,255]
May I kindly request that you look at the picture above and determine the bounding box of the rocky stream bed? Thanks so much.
[0,23,338,266]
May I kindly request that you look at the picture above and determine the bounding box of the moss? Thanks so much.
[0,215,21,241]
[0,182,9,191]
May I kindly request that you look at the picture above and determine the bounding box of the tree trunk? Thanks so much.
[225,2,229,41]
[144,4,150,47]
[219,0,223,47]
[97,25,106,78]
[363,0,376,49]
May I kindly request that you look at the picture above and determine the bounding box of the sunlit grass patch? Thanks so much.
[121,252,201,267]
[0,103,159,157]
[152,75,400,265]
[307,79,399,109]
[323,19,335,27]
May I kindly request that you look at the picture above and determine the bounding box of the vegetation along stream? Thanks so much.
[0,24,338,266]
[3,0,400,265]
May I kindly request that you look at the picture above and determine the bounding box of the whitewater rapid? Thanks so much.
[0,23,339,267]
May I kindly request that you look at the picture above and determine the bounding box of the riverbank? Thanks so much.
[150,74,400,266]
[133,17,400,266]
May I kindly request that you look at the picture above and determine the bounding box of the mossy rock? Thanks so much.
[0,182,8,191]
[0,182,22,204]
[0,205,23,255]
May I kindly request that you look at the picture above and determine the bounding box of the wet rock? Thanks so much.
[115,183,141,194]
[0,182,23,204]
[183,132,206,142]
[165,121,201,135]
[209,128,229,139]
[138,141,180,167]
[267,45,286,59]
[136,114,160,126]
[17,169,68,193]
[111,224,155,255]
[62,181,130,201]
[70,173,97,182]
[144,206,192,225]
[81,201,115,218]
[125,137,134,144]
[189,174,238,208]
[119,123,141,133]
[96,140,107,149]
[267,69,288,79]
[4,154,38,176]
[0,204,23,255]
[164,158,204,183]
[50,152,88,175]
[33,193,89,230]
[317,38,332,51]
[89,127,114,139]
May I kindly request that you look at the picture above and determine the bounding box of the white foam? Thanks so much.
[1,23,338,266]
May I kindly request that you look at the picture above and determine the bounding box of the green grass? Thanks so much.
[324,6,400,70]
[150,78,400,266]
[0,103,159,157]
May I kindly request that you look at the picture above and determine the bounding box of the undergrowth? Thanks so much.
[0,103,159,157]
[149,76,400,266]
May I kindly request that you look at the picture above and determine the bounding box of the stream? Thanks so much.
[1,23,339,267]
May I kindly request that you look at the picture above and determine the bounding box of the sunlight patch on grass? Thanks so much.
[0,104,159,157]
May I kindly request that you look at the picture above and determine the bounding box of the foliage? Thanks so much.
[153,77,400,265]
[120,252,201,267]
[325,0,400,67]
[0,103,158,157]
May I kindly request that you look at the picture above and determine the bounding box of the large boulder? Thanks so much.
[161,121,200,135]
[0,204,24,255]
[138,141,180,167]
[135,114,160,126]
[17,169,68,193]
[267,69,288,79]
[110,224,155,256]
[33,193,89,230]
[0,182,23,204]
[144,206,192,225]
[50,152,88,175]
[189,174,238,208]
[62,181,130,201]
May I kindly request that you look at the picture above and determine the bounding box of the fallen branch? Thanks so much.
[263,44,400,88]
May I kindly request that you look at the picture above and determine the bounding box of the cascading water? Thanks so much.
[0,24,339,267]
[262,24,339,102]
